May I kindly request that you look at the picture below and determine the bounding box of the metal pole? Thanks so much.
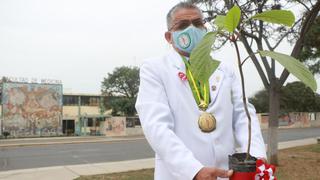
[84,115,87,136]
[78,95,82,136]
[94,118,96,136]
[1,82,4,136]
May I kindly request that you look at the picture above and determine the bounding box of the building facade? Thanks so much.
[1,82,63,137]
[0,81,116,138]
[62,93,111,136]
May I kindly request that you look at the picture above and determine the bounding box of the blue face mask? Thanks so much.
[172,26,207,54]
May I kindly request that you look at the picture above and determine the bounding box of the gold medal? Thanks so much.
[198,112,216,133]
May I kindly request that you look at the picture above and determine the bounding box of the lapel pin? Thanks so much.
[178,72,187,81]
[211,85,217,91]
[216,76,220,82]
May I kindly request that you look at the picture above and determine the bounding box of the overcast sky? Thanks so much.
[0,0,319,97]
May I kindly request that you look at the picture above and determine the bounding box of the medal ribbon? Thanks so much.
[181,56,210,110]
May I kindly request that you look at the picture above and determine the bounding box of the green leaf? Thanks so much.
[190,32,220,83]
[214,15,226,29]
[251,10,295,27]
[259,50,317,91]
[224,5,241,33]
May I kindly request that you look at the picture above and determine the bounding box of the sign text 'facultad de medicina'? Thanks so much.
[1,76,62,85]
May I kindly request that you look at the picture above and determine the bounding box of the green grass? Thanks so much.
[275,144,320,180]
[310,143,320,153]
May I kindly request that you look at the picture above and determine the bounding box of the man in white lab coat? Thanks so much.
[135,2,266,180]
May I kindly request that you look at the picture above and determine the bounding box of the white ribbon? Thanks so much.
[256,164,275,180]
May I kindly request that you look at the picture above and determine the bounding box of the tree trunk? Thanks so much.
[267,80,280,165]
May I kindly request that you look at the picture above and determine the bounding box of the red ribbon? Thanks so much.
[256,159,276,180]
[178,72,187,81]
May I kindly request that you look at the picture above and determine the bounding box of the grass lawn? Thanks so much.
[275,143,320,179]
[75,143,320,180]
[75,169,154,180]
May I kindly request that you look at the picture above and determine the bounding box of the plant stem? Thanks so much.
[233,39,252,161]
[241,52,259,66]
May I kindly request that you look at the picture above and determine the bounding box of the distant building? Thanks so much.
[0,80,112,137]
[62,93,111,136]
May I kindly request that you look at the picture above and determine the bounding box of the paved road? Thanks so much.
[261,127,320,142]
[0,127,319,171]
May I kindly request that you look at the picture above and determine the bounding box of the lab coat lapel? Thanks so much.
[169,50,224,107]
[169,50,200,109]
[208,66,224,107]
[170,51,189,90]
[171,51,186,73]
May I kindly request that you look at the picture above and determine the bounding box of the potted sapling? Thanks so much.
[189,4,317,180]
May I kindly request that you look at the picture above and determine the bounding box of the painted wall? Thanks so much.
[258,112,320,129]
[63,106,101,117]
[1,83,63,137]
[101,117,126,136]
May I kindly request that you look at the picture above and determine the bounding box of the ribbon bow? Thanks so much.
[256,159,276,180]
[178,72,187,81]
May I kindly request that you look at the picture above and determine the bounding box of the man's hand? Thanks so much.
[194,167,233,180]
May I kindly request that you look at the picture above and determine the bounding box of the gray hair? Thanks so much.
[166,2,203,30]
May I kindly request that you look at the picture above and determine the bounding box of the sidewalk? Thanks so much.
[0,158,155,180]
[0,135,145,148]
[0,137,318,180]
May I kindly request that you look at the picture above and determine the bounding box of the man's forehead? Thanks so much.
[172,8,202,21]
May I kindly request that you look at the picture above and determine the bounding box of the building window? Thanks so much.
[81,96,100,106]
[87,118,93,127]
[89,97,99,106]
[63,95,78,106]
[81,96,89,106]
[63,95,104,106]
[86,118,101,127]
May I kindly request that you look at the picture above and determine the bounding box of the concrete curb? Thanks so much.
[0,158,155,180]
[0,137,318,180]
[0,137,145,148]
[277,137,318,150]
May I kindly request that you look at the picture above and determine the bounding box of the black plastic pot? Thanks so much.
[228,153,257,180]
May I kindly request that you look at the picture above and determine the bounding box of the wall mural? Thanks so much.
[103,117,126,136]
[2,83,63,137]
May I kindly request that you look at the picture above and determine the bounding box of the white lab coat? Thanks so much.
[135,50,266,180]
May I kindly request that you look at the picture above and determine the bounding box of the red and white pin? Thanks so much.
[178,72,187,81]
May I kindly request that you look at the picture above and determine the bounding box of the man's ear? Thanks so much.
[165,31,172,44]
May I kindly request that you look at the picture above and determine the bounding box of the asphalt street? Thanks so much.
[0,127,319,171]
[261,127,320,142]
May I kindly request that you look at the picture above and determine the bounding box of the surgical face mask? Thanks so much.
[172,25,207,54]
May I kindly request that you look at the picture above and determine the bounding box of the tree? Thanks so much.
[299,15,320,74]
[250,81,320,113]
[281,81,319,112]
[249,89,269,113]
[109,97,137,116]
[101,66,139,116]
[190,0,320,164]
